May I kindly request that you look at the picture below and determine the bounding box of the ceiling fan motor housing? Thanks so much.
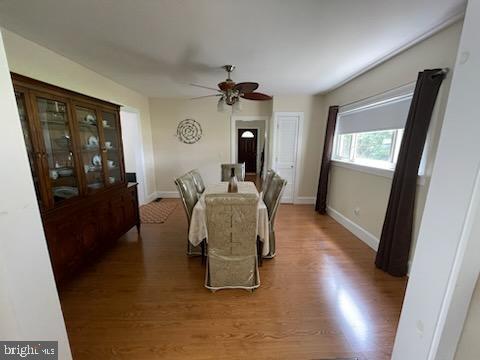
[191,64,272,105]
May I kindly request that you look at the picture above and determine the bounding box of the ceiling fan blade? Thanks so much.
[241,92,272,101]
[190,83,221,92]
[190,94,222,100]
[234,82,259,94]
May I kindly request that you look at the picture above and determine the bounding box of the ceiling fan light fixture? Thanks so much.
[191,65,272,112]
[217,97,226,112]
[233,98,242,113]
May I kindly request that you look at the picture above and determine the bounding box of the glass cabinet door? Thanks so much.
[101,111,123,185]
[36,96,79,205]
[74,105,105,192]
[15,91,44,207]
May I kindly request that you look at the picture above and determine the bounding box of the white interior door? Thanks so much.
[274,113,300,203]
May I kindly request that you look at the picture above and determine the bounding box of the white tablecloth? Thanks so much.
[188,182,270,256]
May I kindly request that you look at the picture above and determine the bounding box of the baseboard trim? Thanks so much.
[145,192,159,203]
[157,191,180,199]
[326,206,379,251]
[294,196,316,205]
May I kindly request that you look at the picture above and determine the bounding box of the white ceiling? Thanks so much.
[0,0,466,97]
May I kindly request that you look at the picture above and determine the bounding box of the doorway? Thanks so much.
[231,116,269,189]
[238,128,258,174]
[120,109,147,205]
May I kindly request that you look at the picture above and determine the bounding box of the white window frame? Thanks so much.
[331,83,420,179]
[332,129,403,171]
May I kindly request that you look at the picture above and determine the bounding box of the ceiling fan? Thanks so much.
[190,65,272,111]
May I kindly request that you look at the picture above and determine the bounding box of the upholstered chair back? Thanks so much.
[221,163,246,181]
[204,193,259,290]
[262,174,287,258]
[261,169,275,198]
[189,169,205,194]
[263,174,287,226]
[174,173,199,222]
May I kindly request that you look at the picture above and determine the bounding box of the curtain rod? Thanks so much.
[338,67,449,108]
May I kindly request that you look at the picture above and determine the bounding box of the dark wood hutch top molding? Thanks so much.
[11,72,121,111]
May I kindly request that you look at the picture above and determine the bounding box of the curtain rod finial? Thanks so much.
[432,68,449,79]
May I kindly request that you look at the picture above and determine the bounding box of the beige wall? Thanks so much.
[323,21,463,256]
[149,97,272,193]
[150,94,324,199]
[2,29,157,198]
[272,95,325,198]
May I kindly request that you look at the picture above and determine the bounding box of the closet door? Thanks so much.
[273,112,302,204]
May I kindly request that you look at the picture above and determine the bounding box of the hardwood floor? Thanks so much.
[59,202,407,360]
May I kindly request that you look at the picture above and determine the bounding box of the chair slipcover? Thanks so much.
[174,173,201,255]
[263,174,287,258]
[189,169,205,194]
[221,163,246,181]
[204,193,260,291]
[261,169,275,199]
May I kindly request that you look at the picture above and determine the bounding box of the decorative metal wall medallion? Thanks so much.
[176,118,202,144]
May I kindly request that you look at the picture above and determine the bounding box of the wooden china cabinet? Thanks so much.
[12,73,140,285]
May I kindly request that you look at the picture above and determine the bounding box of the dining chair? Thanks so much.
[189,169,205,194]
[263,174,287,258]
[174,173,204,258]
[221,163,246,181]
[261,169,275,199]
[204,193,260,291]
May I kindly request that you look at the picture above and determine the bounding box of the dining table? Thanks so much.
[188,181,270,256]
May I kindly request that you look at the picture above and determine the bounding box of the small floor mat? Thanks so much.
[140,199,179,224]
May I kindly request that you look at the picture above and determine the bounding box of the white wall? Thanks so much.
[120,109,147,204]
[323,21,463,254]
[1,29,157,199]
[0,29,71,358]
[121,112,138,174]
[392,1,480,357]
[455,278,480,359]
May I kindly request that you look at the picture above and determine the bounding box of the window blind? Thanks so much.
[336,96,413,135]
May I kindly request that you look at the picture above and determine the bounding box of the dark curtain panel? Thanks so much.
[375,69,446,277]
[315,105,339,214]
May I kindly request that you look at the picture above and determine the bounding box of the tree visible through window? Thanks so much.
[355,130,395,161]
[333,129,403,169]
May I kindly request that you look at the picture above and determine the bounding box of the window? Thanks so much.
[334,129,404,170]
[241,130,255,138]
[332,86,413,171]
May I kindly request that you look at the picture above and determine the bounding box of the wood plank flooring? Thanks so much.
[59,202,407,360]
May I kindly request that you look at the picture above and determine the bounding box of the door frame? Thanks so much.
[230,115,269,177]
[237,127,260,174]
[120,107,147,205]
[392,2,480,358]
[272,112,304,204]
